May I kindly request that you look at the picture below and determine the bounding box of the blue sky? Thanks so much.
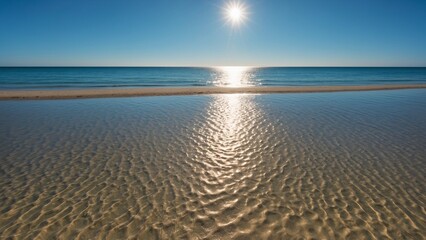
[0,0,425,66]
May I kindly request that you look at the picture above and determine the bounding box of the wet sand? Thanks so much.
[0,90,425,239]
[1,84,426,100]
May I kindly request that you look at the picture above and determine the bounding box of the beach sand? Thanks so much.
[1,84,426,100]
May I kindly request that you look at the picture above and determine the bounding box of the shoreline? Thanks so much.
[0,84,425,100]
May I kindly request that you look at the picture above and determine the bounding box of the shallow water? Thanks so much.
[0,90,425,239]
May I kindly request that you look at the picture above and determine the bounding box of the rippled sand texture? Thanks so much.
[0,90,425,239]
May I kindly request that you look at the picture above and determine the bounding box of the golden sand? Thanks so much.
[0,84,425,100]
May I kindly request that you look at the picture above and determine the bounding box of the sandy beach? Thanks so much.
[1,84,426,100]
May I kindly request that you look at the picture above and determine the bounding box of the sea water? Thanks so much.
[0,67,425,89]
[0,90,425,239]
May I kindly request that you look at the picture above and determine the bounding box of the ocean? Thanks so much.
[1,67,426,89]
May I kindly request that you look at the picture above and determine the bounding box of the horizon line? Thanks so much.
[1,65,426,68]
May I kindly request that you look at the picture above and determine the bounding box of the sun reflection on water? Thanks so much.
[195,93,262,190]
[213,66,255,87]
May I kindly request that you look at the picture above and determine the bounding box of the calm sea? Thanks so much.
[0,67,425,89]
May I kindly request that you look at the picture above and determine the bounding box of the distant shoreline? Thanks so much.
[1,84,425,100]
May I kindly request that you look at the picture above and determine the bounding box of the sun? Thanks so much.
[224,2,247,26]
[229,7,242,21]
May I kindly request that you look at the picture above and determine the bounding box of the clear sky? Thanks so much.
[1,0,425,66]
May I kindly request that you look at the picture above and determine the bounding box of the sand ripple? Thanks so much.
[0,90,425,239]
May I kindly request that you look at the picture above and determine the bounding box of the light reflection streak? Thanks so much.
[213,66,255,87]
[193,66,263,195]
[197,93,261,190]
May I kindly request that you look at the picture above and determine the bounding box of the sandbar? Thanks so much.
[0,84,425,100]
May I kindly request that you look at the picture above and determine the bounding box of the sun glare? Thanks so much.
[224,2,247,26]
[229,7,242,21]
[215,66,253,87]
